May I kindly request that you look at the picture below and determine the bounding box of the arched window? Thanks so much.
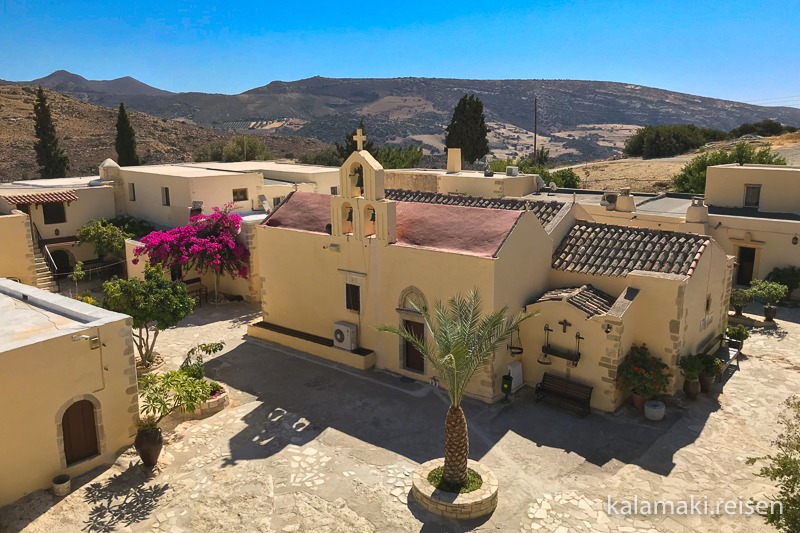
[364,205,376,238]
[62,400,99,465]
[349,163,364,197]
[341,202,353,235]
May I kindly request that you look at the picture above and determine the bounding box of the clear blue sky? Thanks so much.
[1,0,799,106]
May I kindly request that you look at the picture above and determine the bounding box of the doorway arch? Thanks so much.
[60,399,99,465]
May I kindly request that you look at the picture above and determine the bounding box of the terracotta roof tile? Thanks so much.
[553,221,710,277]
[0,190,78,204]
[534,285,616,316]
[384,189,564,225]
[263,192,522,258]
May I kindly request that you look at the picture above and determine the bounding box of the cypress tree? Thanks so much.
[445,94,490,164]
[115,102,140,166]
[335,119,375,161]
[33,86,69,179]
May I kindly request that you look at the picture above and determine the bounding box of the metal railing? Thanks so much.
[30,222,60,291]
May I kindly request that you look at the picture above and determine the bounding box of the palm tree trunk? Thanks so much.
[442,405,469,486]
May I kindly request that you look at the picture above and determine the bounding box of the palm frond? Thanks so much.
[378,289,536,406]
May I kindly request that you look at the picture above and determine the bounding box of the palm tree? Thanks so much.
[378,289,532,488]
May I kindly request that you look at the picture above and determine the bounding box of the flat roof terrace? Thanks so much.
[0,279,128,352]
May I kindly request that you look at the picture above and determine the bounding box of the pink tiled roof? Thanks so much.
[264,192,523,258]
[1,190,79,204]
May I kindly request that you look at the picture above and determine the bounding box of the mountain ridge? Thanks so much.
[6,70,800,162]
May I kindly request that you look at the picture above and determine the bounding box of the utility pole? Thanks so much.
[533,96,538,157]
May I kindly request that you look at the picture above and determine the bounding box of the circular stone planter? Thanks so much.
[411,459,498,520]
[52,474,71,497]
[178,391,229,419]
[644,400,665,421]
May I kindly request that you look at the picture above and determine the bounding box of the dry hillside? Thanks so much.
[0,85,328,181]
[562,133,800,193]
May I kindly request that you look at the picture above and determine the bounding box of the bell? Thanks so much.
[346,209,353,222]
[370,211,376,222]
[355,169,364,189]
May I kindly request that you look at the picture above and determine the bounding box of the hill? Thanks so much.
[9,72,800,163]
[0,85,328,181]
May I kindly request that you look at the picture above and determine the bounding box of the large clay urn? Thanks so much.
[135,428,163,467]
[683,379,701,400]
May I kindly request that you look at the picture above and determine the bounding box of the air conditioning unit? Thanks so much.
[333,321,358,351]
[506,166,519,177]
[601,191,618,209]
[507,361,525,392]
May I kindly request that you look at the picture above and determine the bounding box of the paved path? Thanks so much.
[2,302,799,532]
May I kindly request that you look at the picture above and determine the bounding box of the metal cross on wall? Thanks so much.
[353,128,366,151]
[558,319,572,333]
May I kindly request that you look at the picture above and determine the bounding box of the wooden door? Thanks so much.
[404,320,425,373]
[62,400,98,465]
[737,247,756,285]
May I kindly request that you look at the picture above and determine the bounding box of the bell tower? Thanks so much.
[330,129,396,242]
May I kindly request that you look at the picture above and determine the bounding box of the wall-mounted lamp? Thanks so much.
[538,324,553,365]
[793,235,798,246]
[604,324,613,334]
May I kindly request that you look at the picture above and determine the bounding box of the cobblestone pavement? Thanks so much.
[2,302,798,532]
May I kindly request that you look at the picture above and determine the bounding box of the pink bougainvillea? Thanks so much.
[134,204,250,280]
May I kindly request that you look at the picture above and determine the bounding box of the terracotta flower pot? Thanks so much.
[764,306,777,322]
[699,372,716,393]
[683,378,701,400]
[631,392,648,410]
[733,305,744,316]
[134,427,163,467]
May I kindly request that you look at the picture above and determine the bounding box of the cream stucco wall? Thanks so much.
[0,281,138,504]
[708,215,800,291]
[117,169,264,228]
[706,164,800,214]
[0,187,116,241]
[437,173,535,198]
[0,211,37,286]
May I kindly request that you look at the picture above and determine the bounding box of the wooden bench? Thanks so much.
[701,333,742,382]
[183,277,208,306]
[535,372,593,417]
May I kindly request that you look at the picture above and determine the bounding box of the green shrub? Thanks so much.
[180,341,226,380]
[726,324,750,342]
[617,345,671,397]
[624,124,729,159]
[678,354,704,380]
[730,288,754,308]
[298,147,342,166]
[750,279,789,307]
[673,142,787,193]
[769,266,800,296]
[698,353,722,376]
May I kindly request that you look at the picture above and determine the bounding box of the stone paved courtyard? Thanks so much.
[1,302,799,532]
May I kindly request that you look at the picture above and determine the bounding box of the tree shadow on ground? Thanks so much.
[82,462,169,533]
[177,301,261,329]
[205,339,720,478]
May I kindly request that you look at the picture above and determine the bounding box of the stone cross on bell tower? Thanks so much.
[353,128,366,151]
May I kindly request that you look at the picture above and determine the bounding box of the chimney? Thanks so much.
[615,187,636,213]
[685,196,709,223]
[446,148,462,173]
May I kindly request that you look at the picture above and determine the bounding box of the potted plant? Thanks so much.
[617,345,671,409]
[698,353,722,393]
[136,371,211,467]
[726,324,750,351]
[749,279,788,322]
[729,288,753,316]
[678,354,703,400]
